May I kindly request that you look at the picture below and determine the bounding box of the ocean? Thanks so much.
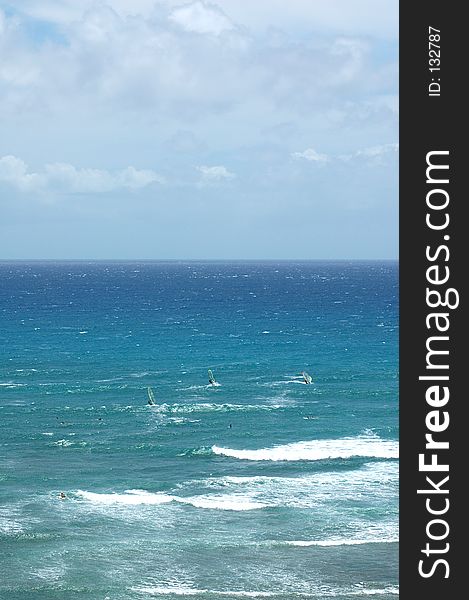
[0,261,398,599]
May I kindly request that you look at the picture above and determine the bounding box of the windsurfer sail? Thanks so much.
[208,369,216,385]
[147,386,156,405]
[302,371,313,385]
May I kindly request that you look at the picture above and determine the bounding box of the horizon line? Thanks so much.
[0,257,399,262]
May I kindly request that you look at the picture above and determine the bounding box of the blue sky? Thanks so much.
[0,1,398,259]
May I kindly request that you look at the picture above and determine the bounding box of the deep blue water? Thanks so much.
[0,261,398,599]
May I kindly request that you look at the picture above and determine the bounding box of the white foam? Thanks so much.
[348,587,399,596]
[132,586,398,598]
[174,462,398,531]
[134,586,202,596]
[0,518,24,535]
[284,538,398,547]
[154,403,280,414]
[133,587,275,597]
[0,504,43,536]
[218,594,272,598]
[264,380,308,387]
[31,565,66,582]
[76,490,265,511]
[75,460,398,524]
[212,436,398,462]
[76,490,174,506]
[179,385,209,391]
[177,494,267,511]
[53,439,73,447]
[51,439,87,448]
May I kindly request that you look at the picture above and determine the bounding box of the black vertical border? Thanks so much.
[400,2,464,598]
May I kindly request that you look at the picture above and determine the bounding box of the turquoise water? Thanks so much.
[0,261,398,599]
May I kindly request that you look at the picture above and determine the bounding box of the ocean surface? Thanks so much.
[0,261,399,600]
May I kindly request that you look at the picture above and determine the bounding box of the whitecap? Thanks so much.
[75,490,265,511]
[51,439,87,448]
[132,587,275,597]
[176,494,267,511]
[284,538,398,547]
[154,403,281,415]
[0,382,26,388]
[212,435,398,462]
[348,587,399,596]
[52,439,73,447]
[131,585,398,597]
[132,586,203,596]
[174,463,398,515]
[76,490,174,506]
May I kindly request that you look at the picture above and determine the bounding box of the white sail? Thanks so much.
[147,387,156,405]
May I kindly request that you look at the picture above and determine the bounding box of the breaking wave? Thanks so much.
[152,403,284,414]
[131,584,399,597]
[75,490,265,511]
[212,435,398,462]
[73,461,397,517]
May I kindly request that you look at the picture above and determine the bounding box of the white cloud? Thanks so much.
[292,148,329,163]
[211,0,398,40]
[0,3,398,259]
[116,166,163,189]
[357,142,398,157]
[291,143,398,166]
[0,9,5,36]
[0,155,163,193]
[7,1,398,39]
[197,165,235,181]
[169,1,235,35]
[339,143,398,162]
[0,3,395,121]
[329,37,368,84]
[0,155,44,191]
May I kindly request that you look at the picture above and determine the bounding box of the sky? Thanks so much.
[0,1,398,259]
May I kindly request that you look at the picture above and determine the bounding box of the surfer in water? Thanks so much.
[208,369,216,385]
[59,492,67,500]
[302,371,313,384]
